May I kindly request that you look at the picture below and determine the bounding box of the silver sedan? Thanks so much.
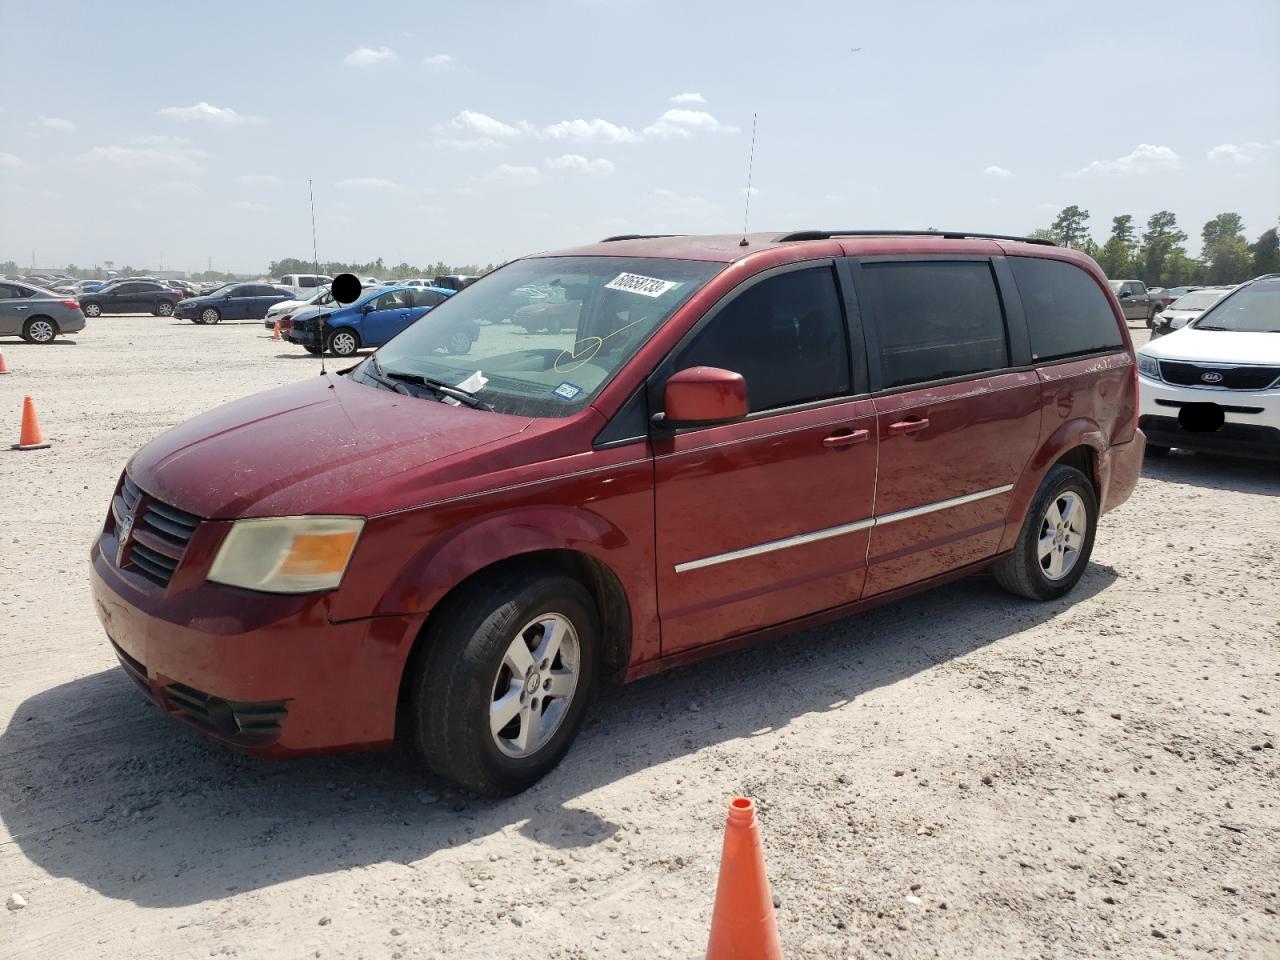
[0,280,87,343]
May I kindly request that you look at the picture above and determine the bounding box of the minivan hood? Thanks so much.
[1140,328,1280,365]
[128,374,532,518]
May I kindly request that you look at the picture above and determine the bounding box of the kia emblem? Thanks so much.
[117,512,135,567]
[1200,371,1224,383]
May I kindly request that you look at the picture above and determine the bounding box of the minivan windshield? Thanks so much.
[1170,291,1224,311]
[366,256,724,417]
[1192,282,1280,333]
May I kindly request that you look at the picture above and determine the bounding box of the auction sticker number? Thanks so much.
[604,273,678,298]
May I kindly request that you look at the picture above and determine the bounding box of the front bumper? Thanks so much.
[287,326,321,347]
[1138,374,1280,459]
[91,534,422,755]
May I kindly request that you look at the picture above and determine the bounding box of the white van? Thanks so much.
[277,273,332,297]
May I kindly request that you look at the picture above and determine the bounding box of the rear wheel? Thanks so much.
[200,307,221,325]
[1146,307,1156,328]
[409,571,599,796]
[993,465,1097,600]
[156,301,176,317]
[446,330,472,355]
[22,317,57,344]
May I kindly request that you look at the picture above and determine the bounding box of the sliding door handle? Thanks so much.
[823,428,871,449]
[887,418,930,436]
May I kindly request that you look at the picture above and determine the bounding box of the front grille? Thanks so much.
[164,682,289,741]
[111,474,203,588]
[1158,360,1280,390]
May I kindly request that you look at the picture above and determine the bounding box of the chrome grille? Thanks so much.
[112,474,203,588]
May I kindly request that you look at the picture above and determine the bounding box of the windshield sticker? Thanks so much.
[553,382,583,401]
[604,273,679,298]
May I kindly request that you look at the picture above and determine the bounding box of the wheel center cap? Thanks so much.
[525,673,540,695]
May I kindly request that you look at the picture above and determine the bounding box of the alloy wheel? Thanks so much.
[201,308,219,325]
[489,613,580,759]
[1038,490,1087,581]
[28,320,55,343]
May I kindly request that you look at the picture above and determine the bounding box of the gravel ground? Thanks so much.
[1,317,1277,959]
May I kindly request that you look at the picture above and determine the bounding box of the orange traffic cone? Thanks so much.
[272,320,282,341]
[0,350,9,374]
[12,396,50,451]
[705,798,783,960]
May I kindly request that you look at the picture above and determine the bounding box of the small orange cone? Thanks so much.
[13,396,50,451]
[0,350,9,374]
[272,320,282,341]
[705,798,783,960]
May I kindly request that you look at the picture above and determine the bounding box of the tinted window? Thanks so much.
[410,289,442,308]
[0,284,23,299]
[373,290,410,310]
[1009,258,1123,362]
[674,266,850,413]
[861,261,1008,389]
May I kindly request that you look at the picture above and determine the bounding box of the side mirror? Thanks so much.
[359,303,373,313]
[655,366,749,430]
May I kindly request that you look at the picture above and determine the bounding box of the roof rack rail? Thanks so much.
[1251,272,1280,281]
[599,233,684,243]
[774,229,1056,247]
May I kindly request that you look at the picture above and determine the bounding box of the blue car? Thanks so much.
[176,282,296,325]
[286,285,472,358]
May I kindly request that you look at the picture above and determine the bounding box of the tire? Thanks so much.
[1146,308,1156,328]
[446,330,472,355]
[200,308,221,325]
[22,317,57,344]
[1145,443,1171,458]
[82,302,102,318]
[326,328,359,357]
[156,301,176,317]
[993,465,1098,601]
[409,570,600,796]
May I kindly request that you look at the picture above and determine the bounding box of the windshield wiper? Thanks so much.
[382,368,492,410]
[1195,325,1230,331]
[360,355,413,396]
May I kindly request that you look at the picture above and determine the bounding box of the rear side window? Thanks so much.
[860,261,1008,389]
[410,289,443,308]
[1009,257,1124,362]
[674,266,850,413]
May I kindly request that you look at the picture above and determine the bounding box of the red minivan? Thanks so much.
[91,231,1145,795]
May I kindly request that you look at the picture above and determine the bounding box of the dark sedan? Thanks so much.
[80,280,183,318]
[175,283,296,324]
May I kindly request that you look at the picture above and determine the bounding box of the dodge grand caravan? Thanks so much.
[91,231,1144,796]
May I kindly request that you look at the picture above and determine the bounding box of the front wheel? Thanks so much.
[993,465,1097,600]
[23,317,58,344]
[326,328,359,357]
[409,571,599,796]
[200,308,221,325]
[82,303,102,318]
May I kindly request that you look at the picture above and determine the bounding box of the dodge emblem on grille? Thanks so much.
[1200,371,1224,383]
[117,512,135,567]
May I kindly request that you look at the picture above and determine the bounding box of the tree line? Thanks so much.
[267,257,498,281]
[1032,208,1279,288]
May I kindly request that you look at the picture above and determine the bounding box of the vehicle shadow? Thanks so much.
[0,565,1117,908]
[1,339,78,347]
[1142,449,1279,496]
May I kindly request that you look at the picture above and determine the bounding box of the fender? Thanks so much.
[1000,417,1105,552]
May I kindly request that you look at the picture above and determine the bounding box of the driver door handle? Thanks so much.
[823,428,870,449]
[887,418,930,436]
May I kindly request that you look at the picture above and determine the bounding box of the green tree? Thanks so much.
[1248,225,1279,276]
[1050,205,1091,248]
[1139,211,1188,286]
[1028,227,1058,243]
[1097,215,1137,278]
[1199,212,1251,285]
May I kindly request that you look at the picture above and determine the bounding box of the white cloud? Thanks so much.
[343,46,398,67]
[0,152,24,168]
[433,137,504,152]
[238,173,281,185]
[31,116,75,133]
[1067,143,1181,178]
[335,177,402,189]
[669,92,706,104]
[545,154,615,175]
[484,164,543,184]
[540,118,639,143]
[440,110,525,139]
[984,165,1013,177]
[642,108,738,140]
[423,53,456,69]
[78,144,209,173]
[159,101,265,125]
[1207,140,1278,164]
[127,134,192,146]
[232,200,270,212]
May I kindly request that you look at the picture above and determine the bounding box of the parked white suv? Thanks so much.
[1137,274,1280,459]
[276,273,332,297]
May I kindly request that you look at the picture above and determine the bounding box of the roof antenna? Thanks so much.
[309,178,327,376]
[739,112,757,247]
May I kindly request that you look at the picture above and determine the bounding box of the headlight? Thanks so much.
[208,516,364,593]
[1136,354,1161,380]
[1170,316,1190,328]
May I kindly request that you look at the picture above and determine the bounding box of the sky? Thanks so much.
[0,0,1277,274]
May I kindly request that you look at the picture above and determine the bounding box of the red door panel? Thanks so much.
[865,371,1042,595]
[654,399,878,655]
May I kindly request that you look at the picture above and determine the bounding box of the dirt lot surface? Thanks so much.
[1,317,1277,959]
